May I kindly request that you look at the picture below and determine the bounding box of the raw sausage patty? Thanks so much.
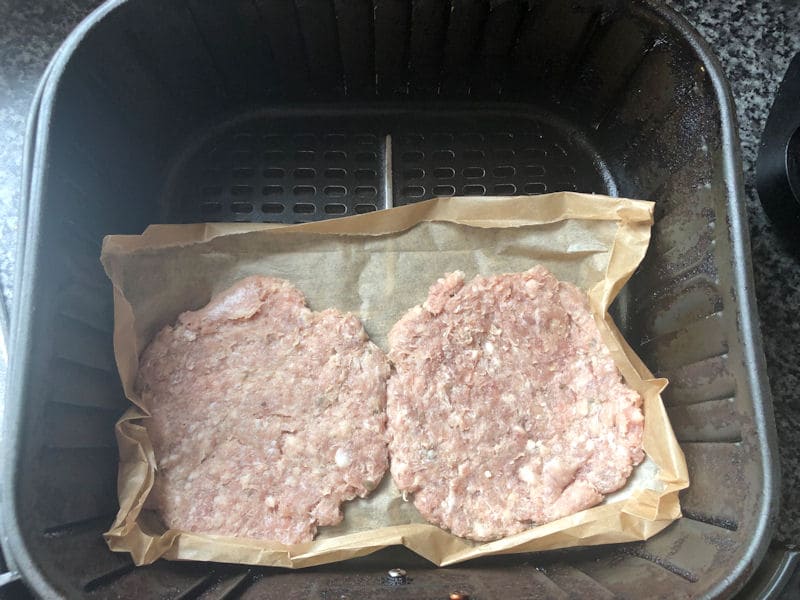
[387,266,644,541]
[138,276,390,544]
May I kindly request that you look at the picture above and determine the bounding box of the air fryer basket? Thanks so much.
[1,0,779,598]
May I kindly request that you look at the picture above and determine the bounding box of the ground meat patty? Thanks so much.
[387,266,645,541]
[137,276,390,545]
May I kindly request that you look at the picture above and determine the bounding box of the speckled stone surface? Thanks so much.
[0,0,798,550]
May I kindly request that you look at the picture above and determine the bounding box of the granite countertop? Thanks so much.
[0,0,798,550]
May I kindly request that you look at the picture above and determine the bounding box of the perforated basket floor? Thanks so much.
[166,111,611,223]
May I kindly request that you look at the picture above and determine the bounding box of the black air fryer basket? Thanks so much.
[0,0,785,598]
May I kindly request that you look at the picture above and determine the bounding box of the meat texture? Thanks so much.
[137,276,390,545]
[387,266,645,541]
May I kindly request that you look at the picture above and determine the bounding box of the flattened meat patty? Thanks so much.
[387,266,644,541]
[138,276,390,545]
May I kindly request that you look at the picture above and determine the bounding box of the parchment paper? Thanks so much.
[101,192,689,568]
